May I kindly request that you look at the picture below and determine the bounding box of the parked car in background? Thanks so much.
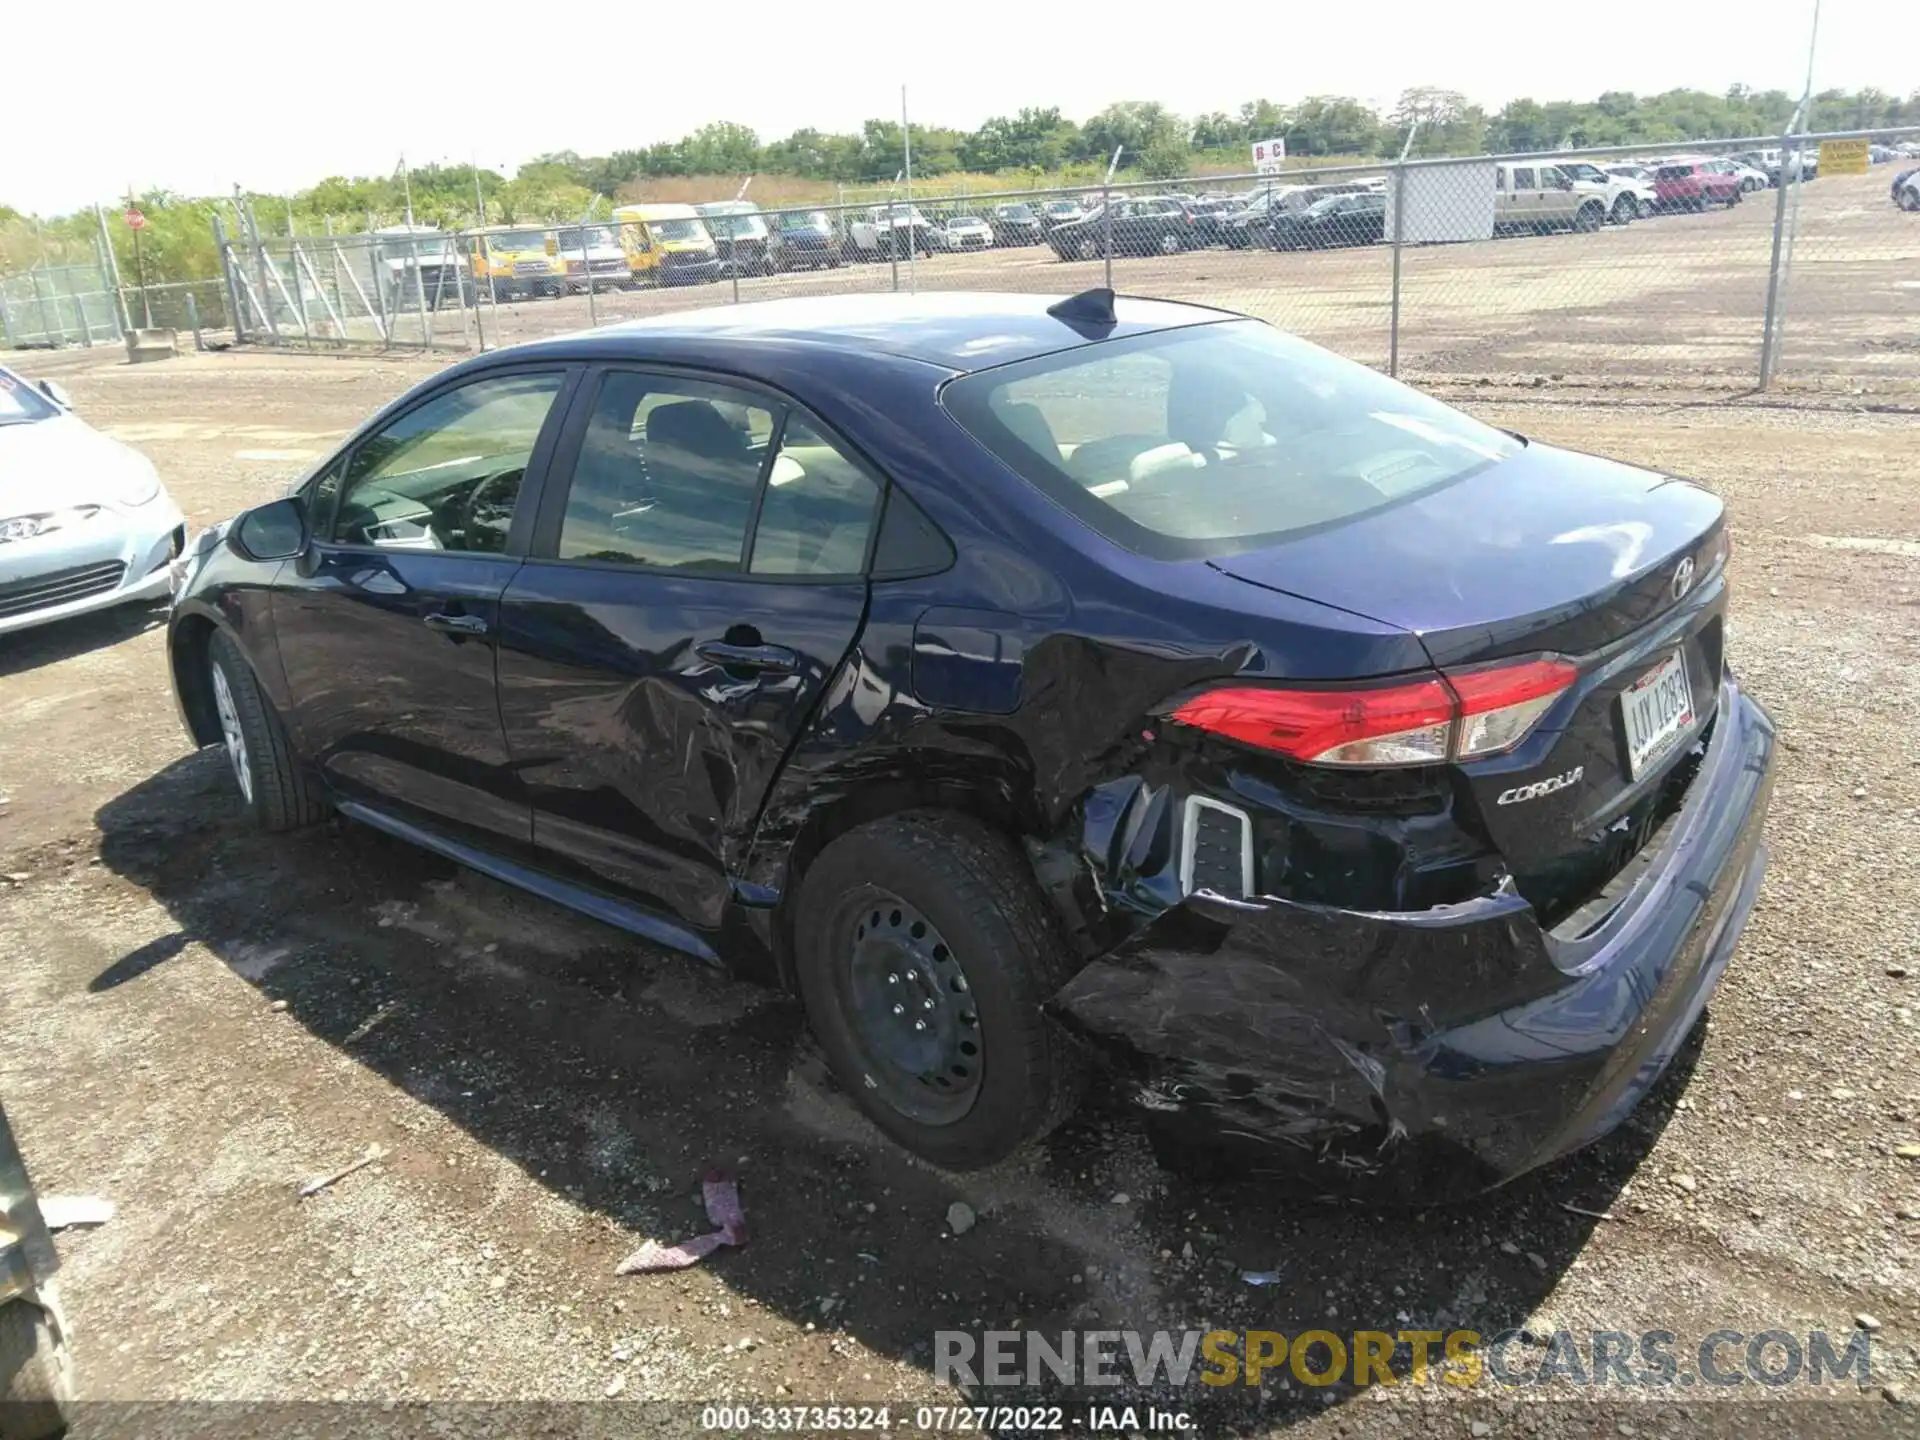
[165,289,1776,1192]
[612,203,724,287]
[697,202,775,276]
[1494,163,1610,232]
[0,367,184,636]
[1267,191,1387,250]
[1046,197,1199,258]
[1868,143,1896,165]
[943,215,994,252]
[469,226,565,301]
[849,205,945,260]
[1221,186,1302,248]
[555,224,629,293]
[1182,197,1242,246]
[370,225,473,311]
[1893,167,1920,211]
[1736,148,1816,185]
[1036,200,1085,234]
[1559,161,1656,223]
[769,209,843,268]
[1718,158,1770,192]
[987,203,1046,247]
[1653,159,1743,211]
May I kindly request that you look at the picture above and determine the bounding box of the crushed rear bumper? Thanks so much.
[1049,677,1774,1199]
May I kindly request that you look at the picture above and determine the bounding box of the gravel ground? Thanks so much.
[0,348,1915,1439]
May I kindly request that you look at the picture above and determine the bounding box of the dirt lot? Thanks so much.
[301,166,1920,402]
[1,343,1917,1438]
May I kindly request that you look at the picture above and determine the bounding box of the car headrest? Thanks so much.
[647,400,746,461]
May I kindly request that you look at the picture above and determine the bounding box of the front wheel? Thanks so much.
[1902,187,1920,212]
[1158,232,1185,254]
[208,631,327,832]
[1610,195,1637,225]
[0,1301,74,1440]
[1574,203,1604,233]
[793,813,1087,1169]
[1637,197,1656,219]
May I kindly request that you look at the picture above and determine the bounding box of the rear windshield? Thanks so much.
[941,321,1520,560]
[1655,166,1693,180]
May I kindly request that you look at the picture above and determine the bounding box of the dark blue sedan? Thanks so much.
[166,291,1774,1193]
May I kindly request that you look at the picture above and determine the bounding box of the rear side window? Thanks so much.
[941,321,1520,561]
[557,373,774,572]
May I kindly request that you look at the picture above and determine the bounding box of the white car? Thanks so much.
[0,368,184,635]
[943,215,994,251]
[1560,161,1657,222]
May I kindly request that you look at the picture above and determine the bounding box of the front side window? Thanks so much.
[556,373,775,572]
[942,321,1521,561]
[332,371,563,553]
[1513,167,1537,189]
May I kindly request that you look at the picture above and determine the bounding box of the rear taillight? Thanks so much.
[1170,658,1578,768]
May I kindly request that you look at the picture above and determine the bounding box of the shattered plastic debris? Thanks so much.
[38,1195,115,1230]
[616,1170,747,1274]
[1240,1270,1283,1286]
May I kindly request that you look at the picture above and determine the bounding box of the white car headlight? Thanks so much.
[109,463,162,508]
[0,507,101,543]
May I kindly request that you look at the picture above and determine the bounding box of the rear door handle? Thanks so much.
[696,641,800,674]
[423,612,490,636]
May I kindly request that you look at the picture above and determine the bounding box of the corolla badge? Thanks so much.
[1497,766,1584,806]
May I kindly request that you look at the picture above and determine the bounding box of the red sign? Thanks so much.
[124,207,147,231]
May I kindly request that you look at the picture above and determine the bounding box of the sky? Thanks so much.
[5,0,1914,214]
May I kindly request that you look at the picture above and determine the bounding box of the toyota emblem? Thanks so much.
[1670,556,1696,600]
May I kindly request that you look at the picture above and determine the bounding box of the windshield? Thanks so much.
[951,216,985,227]
[648,217,709,243]
[998,204,1034,219]
[488,230,548,251]
[557,225,616,249]
[0,370,60,427]
[942,321,1520,560]
[779,211,829,230]
[703,206,768,238]
[1044,201,1078,216]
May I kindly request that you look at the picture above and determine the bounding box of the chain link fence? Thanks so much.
[0,260,123,349]
[200,126,1920,399]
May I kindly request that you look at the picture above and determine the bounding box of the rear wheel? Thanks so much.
[208,631,327,833]
[1158,232,1184,254]
[0,1301,73,1440]
[1637,197,1656,220]
[793,812,1087,1169]
[1574,203,1604,232]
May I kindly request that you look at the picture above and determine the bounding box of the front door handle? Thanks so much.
[696,640,800,674]
[424,611,490,636]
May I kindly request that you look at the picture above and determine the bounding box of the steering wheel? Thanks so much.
[449,467,523,551]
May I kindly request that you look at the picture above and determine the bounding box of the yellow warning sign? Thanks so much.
[1818,138,1870,176]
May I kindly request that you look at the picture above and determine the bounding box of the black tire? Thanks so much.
[0,1301,73,1440]
[793,812,1088,1169]
[1573,203,1604,233]
[208,630,327,833]
[1610,195,1636,225]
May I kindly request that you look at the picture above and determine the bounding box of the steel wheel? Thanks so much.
[841,893,981,1126]
[210,660,253,804]
[1159,232,1182,254]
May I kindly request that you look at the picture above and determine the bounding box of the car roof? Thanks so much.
[511,291,1236,373]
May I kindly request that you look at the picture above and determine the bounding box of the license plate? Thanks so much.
[1621,652,1695,779]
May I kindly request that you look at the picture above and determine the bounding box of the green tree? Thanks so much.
[1077,101,1185,165]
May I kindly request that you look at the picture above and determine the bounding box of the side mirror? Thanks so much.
[37,379,73,409]
[228,497,308,562]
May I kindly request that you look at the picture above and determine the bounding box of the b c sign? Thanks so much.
[1252,138,1286,174]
